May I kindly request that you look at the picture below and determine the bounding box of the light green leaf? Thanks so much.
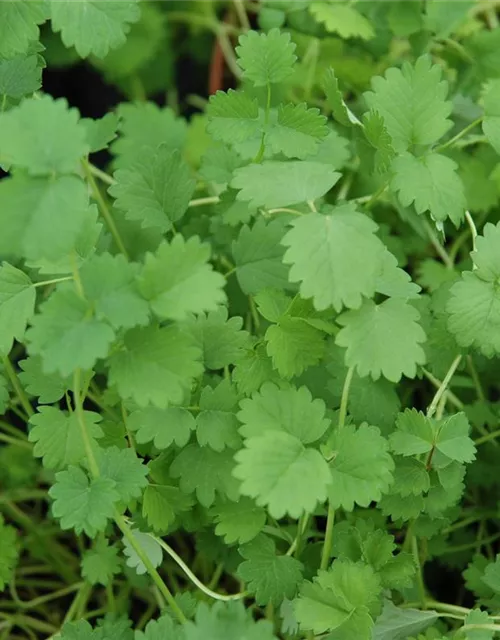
[123,529,162,575]
[206,89,261,145]
[266,103,328,159]
[266,317,325,378]
[483,79,500,155]
[19,355,70,404]
[81,538,121,586]
[236,28,297,86]
[128,406,196,449]
[211,497,266,545]
[0,263,35,356]
[0,1,48,58]
[97,446,149,503]
[310,2,374,40]
[0,54,43,99]
[196,380,241,451]
[81,113,119,153]
[142,484,194,533]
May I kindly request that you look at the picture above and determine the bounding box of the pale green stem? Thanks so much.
[426,355,462,419]
[2,356,34,418]
[435,117,483,153]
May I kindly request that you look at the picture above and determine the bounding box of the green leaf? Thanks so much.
[327,424,394,511]
[470,221,500,280]
[390,409,434,457]
[362,110,396,174]
[211,497,266,544]
[184,601,278,640]
[266,103,328,159]
[206,89,261,145]
[50,0,140,59]
[282,205,386,312]
[435,413,476,463]
[266,316,326,378]
[197,380,241,451]
[123,529,162,575]
[372,601,439,640]
[232,218,291,295]
[391,152,466,226]
[482,556,500,593]
[81,113,119,153]
[139,237,226,321]
[234,430,331,519]
[80,253,149,330]
[233,344,281,396]
[310,2,374,40]
[27,285,115,377]
[0,175,90,263]
[238,382,330,443]
[0,263,35,356]
[335,298,426,382]
[110,146,195,232]
[111,103,187,169]
[0,1,48,58]
[184,307,251,370]
[0,53,43,99]
[29,406,103,470]
[108,325,202,408]
[391,457,430,497]
[170,444,240,508]
[483,79,500,155]
[135,614,178,640]
[364,54,452,152]
[81,538,121,586]
[19,355,70,404]
[447,272,500,357]
[142,484,194,533]
[236,28,297,86]
[49,466,119,537]
[322,68,357,127]
[0,515,18,591]
[238,534,303,606]
[232,161,339,209]
[97,446,149,503]
[463,609,493,640]
[0,95,88,175]
[294,561,382,637]
[128,406,196,449]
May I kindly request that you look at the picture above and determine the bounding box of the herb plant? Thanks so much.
[2,1,500,639]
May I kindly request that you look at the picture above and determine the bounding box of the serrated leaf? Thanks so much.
[390,409,434,457]
[97,446,148,503]
[336,298,426,382]
[364,54,452,152]
[266,103,328,159]
[362,110,396,173]
[49,466,119,537]
[282,205,386,312]
[483,79,500,155]
[135,614,177,640]
[234,430,331,519]
[322,68,357,127]
[19,355,70,404]
[232,218,290,295]
[232,161,339,209]
[29,406,102,470]
[436,413,476,463]
[0,53,42,99]
[0,95,88,175]
[211,497,266,544]
[372,601,439,640]
[0,2,48,58]
[139,236,226,321]
[328,424,394,510]
[50,0,140,59]
[128,406,196,449]
[81,112,119,153]
[108,325,202,408]
[391,152,466,226]
[171,445,240,508]
[27,285,115,376]
[206,89,261,145]
[0,263,35,356]
[184,601,278,640]
[123,529,162,575]
[142,483,194,533]
[310,2,374,40]
[266,316,325,378]
[236,28,297,86]
[197,380,241,451]
[238,534,303,605]
[110,146,195,232]
[81,538,121,586]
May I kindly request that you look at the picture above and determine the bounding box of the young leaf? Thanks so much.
[364,54,452,152]
[108,325,202,408]
[391,152,466,226]
[236,28,297,86]
[0,263,36,356]
[110,146,196,232]
[206,89,261,145]
[390,409,434,457]
[232,161,339,209]
[49,466,119,537]
[282,205,386,312]
[128,407,196,449]
[81,538,121,586]
[237,534,303,605]
[435,413,476,463]
[138,237,226,321]
[29,406,103,470]
[335,298,426,382]
[211,497,267,545]
[0,95,89,175]
[50,0,141,59]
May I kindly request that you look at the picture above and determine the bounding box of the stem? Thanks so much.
[82,159,129,259]
[421,218,454,270]
[435,117,483,153]
[465,210,478,258]
[320,504,335,571]
[215,25,242,79]
[426,355,462,419]
[411,535,427,609]
[0,433,32,449]
[2,356,34,418]
[475,428,500,445]
[87,162,116,186]
[114,514,186,623]
[253,82,271,163]
[33,276,73,288]
[154,536,246,601]
[188,196,220,208]
[339,366,355,430]
[233,0,250,30]
[421,368,464,410]
[467,355,485,402]
[73,369,99,479]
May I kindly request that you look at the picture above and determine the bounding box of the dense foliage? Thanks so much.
[2,1,500,638]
